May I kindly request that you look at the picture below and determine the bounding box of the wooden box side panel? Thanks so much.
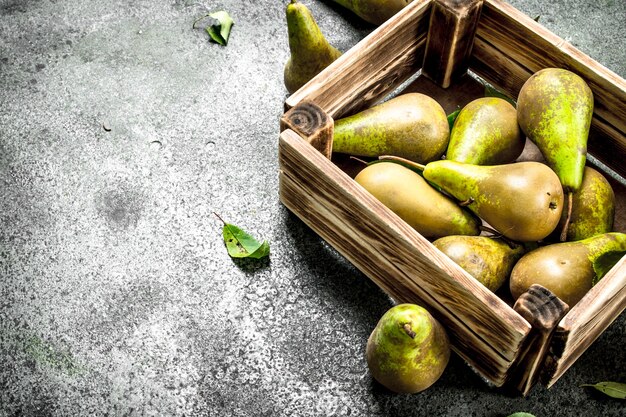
[469,0,626,178]
[284,0,432,120]
[544,257,626,387]
[278,129,531,386]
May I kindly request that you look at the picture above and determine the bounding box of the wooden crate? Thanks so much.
[278,0,626,395]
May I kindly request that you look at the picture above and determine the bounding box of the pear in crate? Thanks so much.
[556,166,615,241]
[334,93,450,164]
[517,68,594,192]
[355,162,480,239]
[331,0,413,25]
[510,232,626,307]
[423,160,564,241]
[433,236,526,292]
[367,303,450,393]
[446,97,525,165]
[284,0,342,94]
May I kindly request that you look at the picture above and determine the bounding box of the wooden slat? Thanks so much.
[543,256,626,387]
[422,0,483,88]
[469,0,626,178]
[279,129,531,385]
[284,0,432,120]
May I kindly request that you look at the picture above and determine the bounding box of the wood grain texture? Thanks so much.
[544,255,626,388]
[280,101,334,159]
[278,129,531,386]
[422,0,483,88]
[469,0,626,178]
[284,0,432,120]
[508,285,569,396]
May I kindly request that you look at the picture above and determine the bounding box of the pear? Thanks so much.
[433,236,526,292]
[422,161,564,241]
[556,166,615,241]
[367,303,450,393]
[355,162,480,238]
[510,232,626,306]
[331,0,413,26]
[517,68,594,192]
[334,93,450,163]
[284,0,342,94]
[446,97,525,165]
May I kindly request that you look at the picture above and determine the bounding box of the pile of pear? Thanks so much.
[337,68,625,309]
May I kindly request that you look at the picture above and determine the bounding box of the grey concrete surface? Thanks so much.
[1,0,624,416]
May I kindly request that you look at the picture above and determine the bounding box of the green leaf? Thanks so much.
[592,250,626,285]
[221,221,270,259]
[484,83,517,108]
[506,413,536,417]
[581,381,626,399]
[447,109,461,130]
[206,11,234,46]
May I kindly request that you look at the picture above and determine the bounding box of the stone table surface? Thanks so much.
[1,1,625,416]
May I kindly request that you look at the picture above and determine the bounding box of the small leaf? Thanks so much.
[447,109,461,130]
[506,413,536,417]
[206,11,234,46]
[533,15,541,22]
[222,223,270,259]
[484,83,517,108]
[581,381,626,399]
[592,250,626,285]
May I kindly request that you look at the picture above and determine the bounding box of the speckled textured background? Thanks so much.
[1,1,625,416]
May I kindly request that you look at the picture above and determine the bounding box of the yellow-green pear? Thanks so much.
[367,303,450,393]
[284,0,342,94]
[331,0,413,25]
[447,97,525,165]
[334,93,450,163]
[556,166,615,241]
[355,162,480,238]
[433,236,526,292]
[517,68,594,192]
[510,232,626,306]
[423,161,564,241]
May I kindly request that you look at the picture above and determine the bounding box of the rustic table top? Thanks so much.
[1,1,624,416]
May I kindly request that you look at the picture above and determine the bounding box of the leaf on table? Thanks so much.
[592,250,626,285]
[581,381,626,399]
[215,213,270,259]
[194,11,234,46]
[447,109,460,130]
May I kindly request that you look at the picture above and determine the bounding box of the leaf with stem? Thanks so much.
[215,213,270,259]
[193,11,234,46]
[581,381,626,399]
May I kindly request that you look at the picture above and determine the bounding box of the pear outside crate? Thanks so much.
[278,0,626,396]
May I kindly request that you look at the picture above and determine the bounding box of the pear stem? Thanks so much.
[349,156,369,165]
[480,225,519,249]
[378,155,426,171]
[560,192,573,242]
[402,323,416,339]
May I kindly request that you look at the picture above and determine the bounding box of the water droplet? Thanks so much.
[205,141,216,151]
[150,140,162,151]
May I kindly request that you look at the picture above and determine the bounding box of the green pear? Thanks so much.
[556,166,615,241]
[367,303,450,393]
[334,93,450,163]
[355,162,480,238]
[331,0,413,25]
[284,0,342,94]
[517,68,594,192]
[422,161,564,241]
[510,232,626,306]
[433,236,526,292]
[447,97,525,165]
